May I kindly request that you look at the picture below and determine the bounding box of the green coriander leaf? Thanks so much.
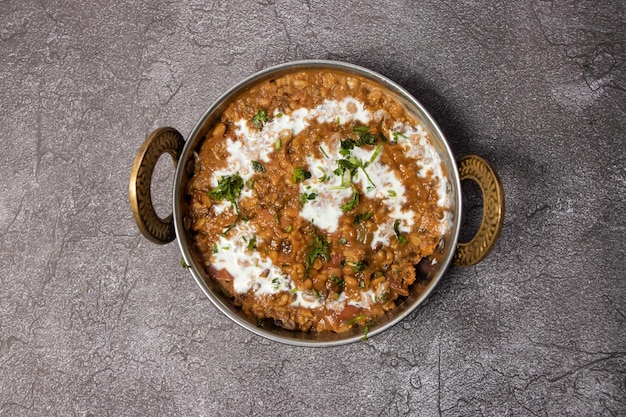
[346,260,366,272]
[221,215,240,236]
[275,139,281,150]
[319,145,330,159]
[356,133,377,146]
[341,139,356,150]
[338,237,347,245]
[252,160,265,172]
[284,225,293,233]
[208,173,244,211]
[180,258,190,269]
[392,131,407,142]
[317,166,328,182]
[387,190,397,197]
[361,323,371,342]
[370,144,383,163]
[252,109,269,129]
[340,186,359,211]
[330,275,344,287]
[347,314,367,325]
[352,125,370,134]
[293,167,312,183]
[354,211,373,224]
[306,233,331,273]
[247,235,257,251]
[212,243,218,254]
[394,219,408,244]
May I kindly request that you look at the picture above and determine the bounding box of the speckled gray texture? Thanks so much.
[1,0,625,415]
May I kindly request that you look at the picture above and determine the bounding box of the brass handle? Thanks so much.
[453,155,505,267]
[129,127,185,244]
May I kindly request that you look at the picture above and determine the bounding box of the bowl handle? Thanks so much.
[453,155,505,267]
[128,127,185,244]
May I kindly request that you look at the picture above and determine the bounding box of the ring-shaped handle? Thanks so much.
[453,155,505,267]
[128,127,185,244]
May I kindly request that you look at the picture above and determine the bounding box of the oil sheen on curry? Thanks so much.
[185,69,451,333]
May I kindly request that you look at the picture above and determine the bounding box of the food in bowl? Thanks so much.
[185,69,451,333]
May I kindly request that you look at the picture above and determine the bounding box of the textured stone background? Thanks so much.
[1,0,625,416]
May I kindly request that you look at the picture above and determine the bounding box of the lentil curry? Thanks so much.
[185,69,451,333]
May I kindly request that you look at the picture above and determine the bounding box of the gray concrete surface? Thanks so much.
[1,0,625,416]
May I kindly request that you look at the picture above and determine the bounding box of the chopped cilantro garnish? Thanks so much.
[361,323,371,341]
[312,289,322,299]
[354,212,373,224]
[300,191,317,205]
[180,258,190,269]
[247,179,255,189]
[338,237,347,245]
[379,132,388,142]
[392,131,407,142]
[340,139,356,152]
[251,160,265,172]
[330,275,344,287]
[352,125,370,134]
[284,225,293,233]
[394,219,408,244]
[356,133,377,146]
[340,156,376,188]
[272,277,280,289]
[319,145,330,159]
[276,112,283,118]
[252,109,268,129]
[208,173,244,211]
[293,167,312,183]
[358,280,365,289]
[256,318,265,328]
[306,233,331,273]
[317,167,328,182]
[370,144,383,163]
[340,186,359,211]
[289,287,298,294]
[351,125,379,146]
[221,215,240,236]
[347,314,367,325]
[387,190,397,197]
[273,210,280,224]
[212,243,218,254]
[275,139,281,150]
[346,260,366,272]
[247,235,257,251]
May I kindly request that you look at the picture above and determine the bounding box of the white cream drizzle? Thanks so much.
[207,96,451,306]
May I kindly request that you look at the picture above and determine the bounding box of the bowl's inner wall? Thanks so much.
[174,61,461,345]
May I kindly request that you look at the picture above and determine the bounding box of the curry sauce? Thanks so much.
[185,69,451,333]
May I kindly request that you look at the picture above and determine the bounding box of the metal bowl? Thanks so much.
[129,60,504,346]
